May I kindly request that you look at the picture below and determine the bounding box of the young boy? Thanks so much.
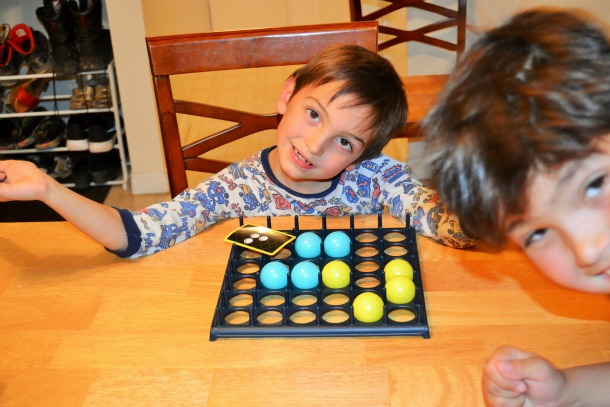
[0,44,473,258]
[422,8,610,407]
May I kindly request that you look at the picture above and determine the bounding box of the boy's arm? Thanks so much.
[483,345,610,406]
[0,160,127,251]
[380,168,474,248]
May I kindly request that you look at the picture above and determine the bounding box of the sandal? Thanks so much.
[9,77,51,113]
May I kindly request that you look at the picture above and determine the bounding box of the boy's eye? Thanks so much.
[307,109,320,121]
[523,228,548,248]
[336,137,353,152]
[584,174,605,199]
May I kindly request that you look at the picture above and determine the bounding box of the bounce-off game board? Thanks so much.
[210,214,429,340]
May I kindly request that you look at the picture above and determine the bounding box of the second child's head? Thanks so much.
[276,44,407,170]
[424,8,610,292]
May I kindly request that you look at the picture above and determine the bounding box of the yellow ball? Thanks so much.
[384,259,413,281]
[353,292,384,323]
[322,260,351,289]
[385,275,416,304]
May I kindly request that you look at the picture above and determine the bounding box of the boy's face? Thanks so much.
[272,78,374,187]
[505,133,610,293]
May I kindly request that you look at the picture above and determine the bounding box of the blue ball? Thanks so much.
[295,231,322,258]
[324,231,351,258]
[290,261,320,290]
[260,261,289,289]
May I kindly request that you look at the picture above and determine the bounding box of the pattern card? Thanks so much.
[225,224,296,256]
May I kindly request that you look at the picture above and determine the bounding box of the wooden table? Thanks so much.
[1,216,609,406]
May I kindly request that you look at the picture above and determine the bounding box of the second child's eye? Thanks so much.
[523,228,548,248]
[584,174,605,199]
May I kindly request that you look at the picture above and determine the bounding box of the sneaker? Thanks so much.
[50,154,73,180]
[91,149,119,184]
[34,115,66,150]
[71,152,92,189]
[69,84,94,109]
[14,107,50,149]
[88,112,116,153]
[0,25,22,85]
[93,83,111,108]
[66,113,90,151]
[0,118,18,150]
[7,24,51,74]
[23,30,52,74]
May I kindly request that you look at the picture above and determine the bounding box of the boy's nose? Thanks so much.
[305,130,326,156]
[568,228,610,269]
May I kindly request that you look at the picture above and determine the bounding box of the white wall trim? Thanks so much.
[129,172,170,195]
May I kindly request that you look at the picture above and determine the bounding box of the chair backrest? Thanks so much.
[349,0,466,58]
[146,21,378,197]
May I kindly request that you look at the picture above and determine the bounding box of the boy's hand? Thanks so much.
[482,346,567,406]
[0,160,51,202]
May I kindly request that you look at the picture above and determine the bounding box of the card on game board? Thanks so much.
[224,224,296,256]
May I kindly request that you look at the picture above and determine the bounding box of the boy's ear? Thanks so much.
[276,76,296,115]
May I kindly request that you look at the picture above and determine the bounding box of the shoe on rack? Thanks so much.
[14,107,50,149]
[9,77,51,113]
[36,0,80,76]
[91,149,119,184]
[0,118,18,150]
[22,153,73,181]
[50,154,73,180]
[88,112,116,153]
[6,24,52,75]
[34,115,67,150]
[69,84,94,109]
[68,0,113,71]
[93,83,111,108]
[71,152,91,189]
[0,24,22,86]
[23,30,52,74]
[66,113,90,151]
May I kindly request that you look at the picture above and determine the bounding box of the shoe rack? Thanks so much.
[0,60,129,190]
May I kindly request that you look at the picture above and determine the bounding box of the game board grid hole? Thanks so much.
[383,231,407,243]
[355,245,380,257]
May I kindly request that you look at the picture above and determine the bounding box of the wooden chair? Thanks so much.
[349,0,466,58]
[146,22,378,197]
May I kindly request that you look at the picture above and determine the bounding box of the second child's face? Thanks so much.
[271,79,374,192]
[505,133,610,293]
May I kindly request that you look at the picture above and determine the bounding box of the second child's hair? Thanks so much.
[423,8,610,244]
[291,44,407,161]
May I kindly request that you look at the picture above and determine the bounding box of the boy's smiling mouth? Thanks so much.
[292,146,314,167]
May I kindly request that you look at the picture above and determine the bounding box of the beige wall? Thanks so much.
[117,0,609,193]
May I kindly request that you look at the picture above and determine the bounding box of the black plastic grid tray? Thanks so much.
[210,214,430,340]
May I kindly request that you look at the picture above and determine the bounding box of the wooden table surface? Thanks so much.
[1,215,609,406]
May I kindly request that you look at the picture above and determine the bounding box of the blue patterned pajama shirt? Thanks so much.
[112,147,474,258]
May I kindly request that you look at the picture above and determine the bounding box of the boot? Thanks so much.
[36,0,80,76]
[68,0,113,71]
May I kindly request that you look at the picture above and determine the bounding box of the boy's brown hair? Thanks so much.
[423,8,610,244]
[291,44,407,162]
